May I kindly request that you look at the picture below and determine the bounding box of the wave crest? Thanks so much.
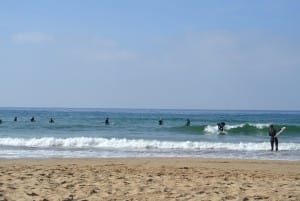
[0,137,299,151]
[202,123,292,134]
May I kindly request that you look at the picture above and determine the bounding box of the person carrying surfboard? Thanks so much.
[269,124,286,151]
[269,125,278,151]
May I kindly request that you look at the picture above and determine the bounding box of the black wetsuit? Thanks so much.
[217,122,225,132]
[269,128,278,151]
[105,118,109,125]
[186,119,190,126]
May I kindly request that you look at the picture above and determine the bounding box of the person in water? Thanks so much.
[30,117,35,122]
[158,118,163,125]
[269,124,279,151]
[217,122,225,132]
[49,118,54,123]
[186,119,191,126]
[105,117,110,125]
[0,119,2,124]
[14,116,17,122]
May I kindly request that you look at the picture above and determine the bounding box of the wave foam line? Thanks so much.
[204,123,271,133]
[0,137,299,151]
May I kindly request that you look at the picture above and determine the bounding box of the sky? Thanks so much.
[0,0,299,110]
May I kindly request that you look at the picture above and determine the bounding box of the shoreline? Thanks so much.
[0,158,299,200]
[1,156,300,163]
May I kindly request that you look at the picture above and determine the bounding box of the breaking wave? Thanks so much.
[0,137,299,151]
[176,123,300,134]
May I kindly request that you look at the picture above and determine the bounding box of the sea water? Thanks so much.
[0,108,299,161]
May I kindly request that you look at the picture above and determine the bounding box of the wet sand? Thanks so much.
[0,158,299,201]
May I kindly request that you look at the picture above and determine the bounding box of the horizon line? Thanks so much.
[0,106,299,112]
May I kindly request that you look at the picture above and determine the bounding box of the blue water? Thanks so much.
[0,108,299,160]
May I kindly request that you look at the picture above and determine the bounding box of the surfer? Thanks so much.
[158,118,163,126]
[105,117,110,125]
[49,118,54,123]
[0,119,2,124]
[269,124,279,151]
[14,116,17,122]
[30,116,35,122]
[217,122,225,132]
[186,119,191,126]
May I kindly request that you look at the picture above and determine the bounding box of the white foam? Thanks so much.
[225,124,245,129]
[204,124,245,133]
[204,123,270,134]
[0,137,299,151]
[249,123,270,129]
[204,125,219,133]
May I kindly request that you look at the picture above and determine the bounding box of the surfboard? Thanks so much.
[218,131,226,135]
[275,127,286,137]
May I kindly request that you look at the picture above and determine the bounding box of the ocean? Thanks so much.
[0,108,299,161]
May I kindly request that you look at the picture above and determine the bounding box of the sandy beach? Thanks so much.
[0,158,299,201]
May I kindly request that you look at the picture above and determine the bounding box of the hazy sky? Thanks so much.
[0,0,299,110]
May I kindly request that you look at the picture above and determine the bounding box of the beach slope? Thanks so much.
[0,158,299,200]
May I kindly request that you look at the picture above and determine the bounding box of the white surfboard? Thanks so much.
[275,127,286,137]
[218,131,226,135]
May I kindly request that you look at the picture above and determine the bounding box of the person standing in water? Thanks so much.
[158,118,163,125]
[49,118,54,123]
[269,124,279,151]
[186,119,191,126]
[217,122,225,132]
[30,117,35,122]
[14,116,17,122]
[105,117,110,125]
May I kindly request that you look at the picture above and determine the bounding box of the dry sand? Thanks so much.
[0,158,299,201]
